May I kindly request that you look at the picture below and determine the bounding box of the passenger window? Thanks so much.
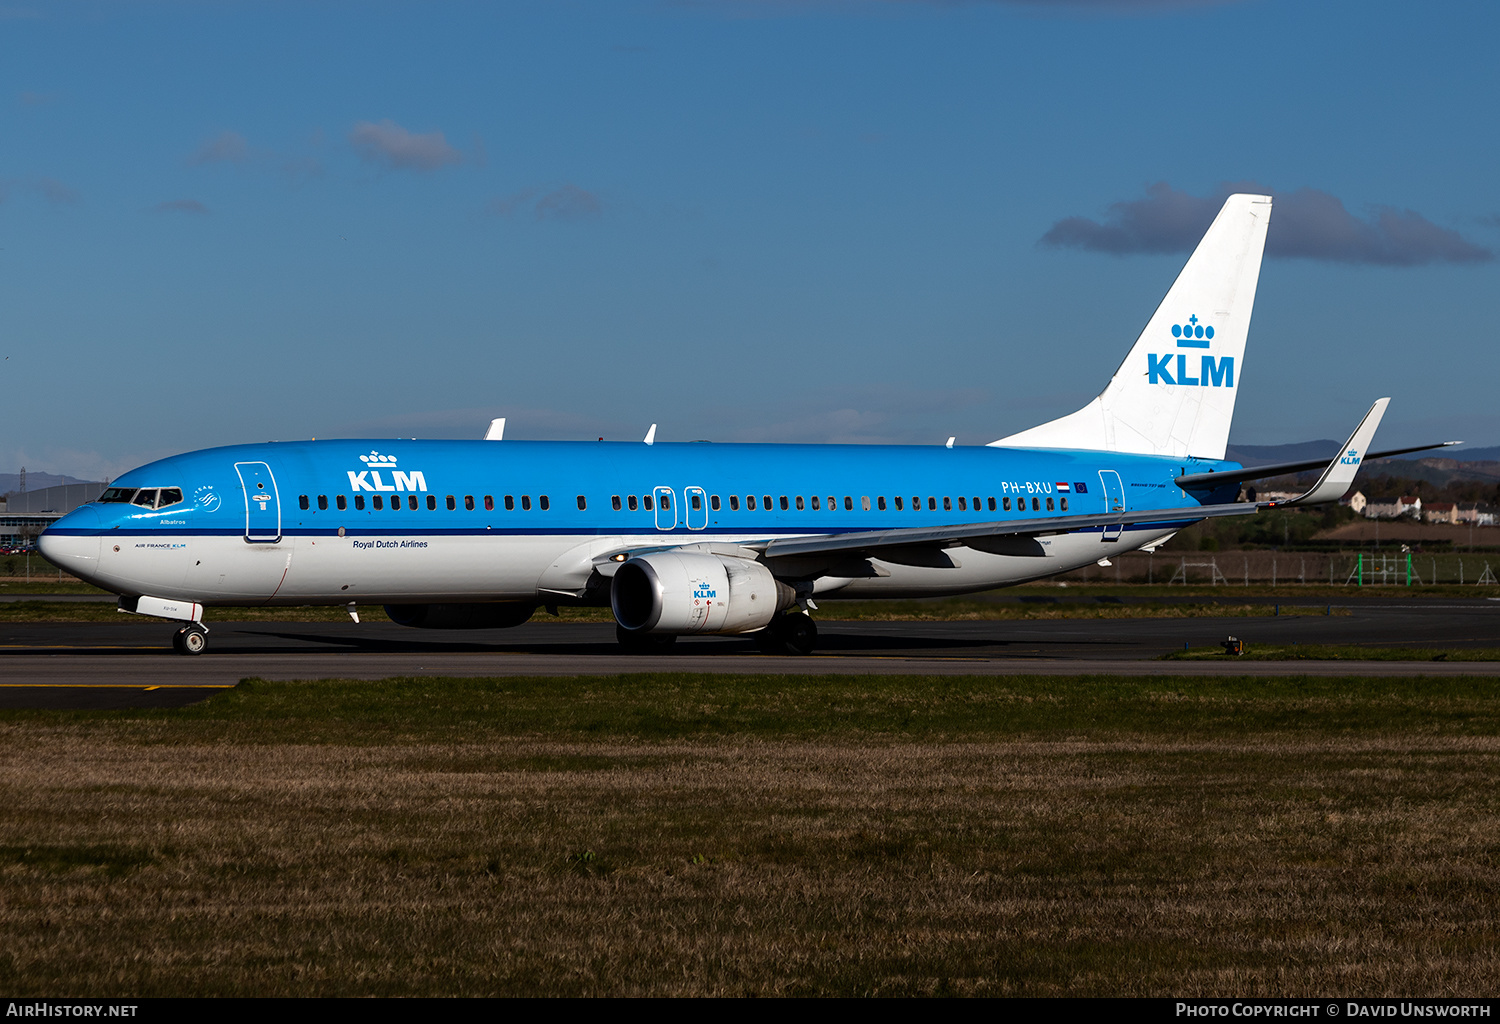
[159,488,183,507]
[578,495,588,510]
[409,495,419,510]
[877,496,886,511]
[318,495,328,510]
[1003,496,1011,511]
[861,496,871,511]
[692,494,702,511]
[1060,497,1069,511]
[612,495,622,511]
[522,495,532,511]
[1046,497,1054,511]
[894,496,903,510]
[628,495,638,511]
[762,495,771,511]
[355,495,365,510]
[540,496,550,511]
[465,495,474,511]
[505,495,515,511]
[795,496,804,511]
[337,495,347,511]
[779,496,788,511]
[928,497,936,511]
[988,497,996,512]
[373,495,383,510]
[658,494,668,511]
[843,496,853,511]
[811,496,820,510]
[484,496,493,511]
[643,495,653,512]
[711,495,721,511]
[943,497,952,511]
[426,495,437,511]
[1032,497,1041,511]
[299,495,309,510]
[447,495,457,511]
[730,495,739,511]
[958,497,966,511]
[392,497,402,513]
[973,496,981,511]
[912,496,921,511]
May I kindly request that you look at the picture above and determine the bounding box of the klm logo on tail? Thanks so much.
[1148,314,1234,388]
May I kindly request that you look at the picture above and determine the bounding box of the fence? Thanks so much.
[1056,550,1500,586]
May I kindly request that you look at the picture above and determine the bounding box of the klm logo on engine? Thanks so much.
[693,583,717,601]
[346,450,427,493]
[1147,314,1234,388]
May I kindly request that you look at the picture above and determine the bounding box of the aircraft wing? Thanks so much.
[758,501,1259,562]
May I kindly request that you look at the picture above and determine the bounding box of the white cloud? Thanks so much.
[349,119,462,172]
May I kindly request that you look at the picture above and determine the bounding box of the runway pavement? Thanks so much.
[3,599,1499,706]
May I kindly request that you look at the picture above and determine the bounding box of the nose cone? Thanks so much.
[38,505,102,581]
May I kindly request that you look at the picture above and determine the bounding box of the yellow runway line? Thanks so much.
[0,683,234,689]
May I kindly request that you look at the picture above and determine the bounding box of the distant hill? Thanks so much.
[0,472,100,496]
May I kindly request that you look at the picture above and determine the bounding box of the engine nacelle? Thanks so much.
[384,602,536,630]
[611,552,795,635]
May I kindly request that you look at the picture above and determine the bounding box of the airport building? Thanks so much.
[0,482,107,551]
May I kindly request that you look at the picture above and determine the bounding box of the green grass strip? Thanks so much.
[8,672,1500,743]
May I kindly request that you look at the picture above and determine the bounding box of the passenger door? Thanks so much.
[235,462,282,543]
[1098,470,1125,542]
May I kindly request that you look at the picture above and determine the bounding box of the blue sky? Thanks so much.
[2,0,1496,479]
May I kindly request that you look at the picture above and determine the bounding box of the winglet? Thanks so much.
[483,417,506,441]
[644,423,657,446]
[1280,398,1389,506]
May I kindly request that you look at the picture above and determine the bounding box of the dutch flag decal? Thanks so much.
[1055,482,1071,492]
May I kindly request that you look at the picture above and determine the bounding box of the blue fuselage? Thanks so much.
[40,438,1241,606]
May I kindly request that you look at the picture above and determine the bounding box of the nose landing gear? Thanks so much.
[172,624,208,656]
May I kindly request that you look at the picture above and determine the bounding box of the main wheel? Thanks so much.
[780,613,817,656]
[175,626,207,656]
[756,613,817,656]
[615,625,677,653]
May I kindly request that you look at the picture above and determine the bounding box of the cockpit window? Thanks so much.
[132,489,159,509]
[98,487,137,504]
[158,488,183,508]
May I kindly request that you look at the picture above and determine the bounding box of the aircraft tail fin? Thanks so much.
[992,192,1272,461]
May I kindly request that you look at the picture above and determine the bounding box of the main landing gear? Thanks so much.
[615,625,678,653]
[756,612,817,656]
[171,624,208,656]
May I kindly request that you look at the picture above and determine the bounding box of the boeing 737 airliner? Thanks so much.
[38,194,1439,655]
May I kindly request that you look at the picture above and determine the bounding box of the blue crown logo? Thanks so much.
[1172,314,1213,349]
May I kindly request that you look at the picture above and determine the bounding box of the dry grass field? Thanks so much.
[2,673,1499,996]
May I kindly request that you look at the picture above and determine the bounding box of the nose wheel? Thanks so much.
[172,625,208,656]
